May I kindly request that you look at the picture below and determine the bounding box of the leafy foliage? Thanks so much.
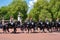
[0,0,60,22]
[0,0,28,21]
[28,0,60,21]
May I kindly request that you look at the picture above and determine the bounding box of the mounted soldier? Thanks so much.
[0,21,2,28]
[31,20,36,32]
[37,19,45,32]
[23,18,29,31]
[15,12,21,28]
[25,17,34,33]
[45,18,51,32]
[50,19,56,32]
[26,18,30,33]
[7,16,16,33]
[2,17,7,33]
[28,17,37,32]
[17,12,24,32]
[56,18,60,31]
[49,18,53,32]
[27,18,32,33]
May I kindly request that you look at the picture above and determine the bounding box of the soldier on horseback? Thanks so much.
[7,16,16,33]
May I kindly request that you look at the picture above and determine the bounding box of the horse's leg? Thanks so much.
[13,26,16,33]
[3,25,6,33]
[6,26,10,32]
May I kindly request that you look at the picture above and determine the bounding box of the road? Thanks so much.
[0,29,60,40]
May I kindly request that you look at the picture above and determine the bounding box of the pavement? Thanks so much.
[0,29,60,40]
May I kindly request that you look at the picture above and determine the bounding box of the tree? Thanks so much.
[0,0,28,21]
[46,0,60,21]
[29,0,60,21]
[29,0,49,21]
[0,6,8,20]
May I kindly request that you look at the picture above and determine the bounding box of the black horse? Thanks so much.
[30,21,36,32]
[24,20,36,33]
[37,20,45,32]
[56,20,60,31]
[6,22,16,33]
[45,20,53,32]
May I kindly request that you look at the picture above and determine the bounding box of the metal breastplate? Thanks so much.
[11,22,13,25]
[58,22,60,24]
[27,22,29,24]
[46,22,49,24]
[32,22,34,25]
[41,22,43,24]
[52,22,54,25]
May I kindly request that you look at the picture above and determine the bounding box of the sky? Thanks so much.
[0,0,37,13]
[0,0,37,7]
[26,0,37,13]
[26,0,37,7]
[0,0,12,7]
